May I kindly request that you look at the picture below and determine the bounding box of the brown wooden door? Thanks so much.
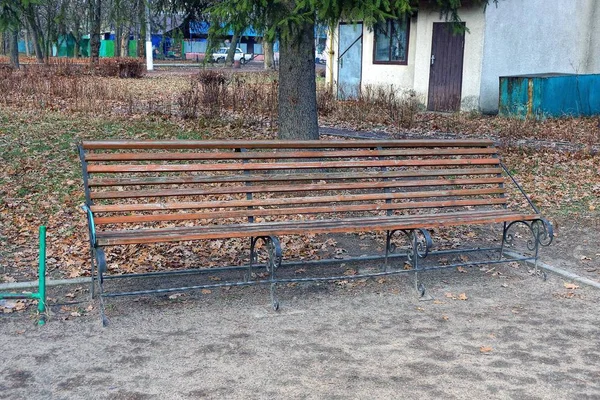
[427,23,465,112]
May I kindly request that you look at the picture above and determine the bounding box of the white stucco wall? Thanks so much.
[479,0,600,113]
[326,5,487,110]
[360,19,418,96]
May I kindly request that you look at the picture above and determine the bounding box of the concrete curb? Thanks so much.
[2,253,599,292]
[0,277,90,291]
[503,250,600,290]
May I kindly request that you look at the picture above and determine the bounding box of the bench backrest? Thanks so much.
[79,140,507,231]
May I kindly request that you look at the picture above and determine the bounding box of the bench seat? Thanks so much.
[96,210,539,245]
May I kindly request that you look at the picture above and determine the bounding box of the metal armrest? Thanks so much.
[500,162,540,214]
[82,204,97,246]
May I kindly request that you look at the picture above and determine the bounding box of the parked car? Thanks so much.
[315,50,327,64]
[210,47,252,64]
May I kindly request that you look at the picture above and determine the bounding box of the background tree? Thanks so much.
[0,0,23,67]
[225,29,239,64]
[89,0,101,63]
[22,0,44,62]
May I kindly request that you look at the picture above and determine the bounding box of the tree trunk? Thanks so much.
[264,39,274,70]
[9,29,19,68]
[114,26,122,57]
[0,31,5,55]
[25,5,45,63]
[90,0,102,64]
[24,30,30,57]
[226,32,239,65]
[121,31,129,58]
[138,0,145,58]
[278,22,319,140]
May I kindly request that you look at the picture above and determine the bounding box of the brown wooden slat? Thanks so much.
[97,209,524,238]
[94,198,508,225]
[90,188,506,213]
[96,211,539,245]
[85,148,498,162]
[82,139,495,150]
[87,168,503,187]
[90,177,506,200]
[87,158,499,174]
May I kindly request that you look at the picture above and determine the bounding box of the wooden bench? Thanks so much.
[78,140,553,317]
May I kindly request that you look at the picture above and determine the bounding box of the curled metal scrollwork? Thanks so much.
[503,221,537,251]
[385,228,433,263]
[503,219,554,251]
[250,236,282,273]
[531,218,554,247]
[410,228,433,260]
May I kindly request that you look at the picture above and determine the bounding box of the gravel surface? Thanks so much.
[1,260,599,399]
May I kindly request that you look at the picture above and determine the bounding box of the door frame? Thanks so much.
[427,22,465,111]
[337,22,364,99]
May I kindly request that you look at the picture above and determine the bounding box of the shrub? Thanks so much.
[92,58,146,78]
[177,79,201,119]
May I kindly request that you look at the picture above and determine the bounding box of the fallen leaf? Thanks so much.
[564,282,580,290]
[442,315,449,321]
[445,292,454,298]
[65,293,76,298]
[433,299,444,304]
[457,293,468,301]
[480,346,493,353]
[168,293,184,300]
[457,266,467,273]
[201,289,212,295]
[70,311,81,317]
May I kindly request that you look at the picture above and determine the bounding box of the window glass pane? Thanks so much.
[374,22,391,62]
[391,18,408,62]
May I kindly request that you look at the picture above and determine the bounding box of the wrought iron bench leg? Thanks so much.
[408,229,433,299]
[248,236,282,310]
[89,249,96,300]
[265,236,282,310]
[499,222,507,261]
[385,229,433,298]
[384,230,393,272]
[248,237,257,282]
[93,248,109,327]
[503,219,554,281]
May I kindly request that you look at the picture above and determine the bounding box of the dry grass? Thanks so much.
[0,64,598,148]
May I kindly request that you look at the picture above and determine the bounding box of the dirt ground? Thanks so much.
[2,238,600,399]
